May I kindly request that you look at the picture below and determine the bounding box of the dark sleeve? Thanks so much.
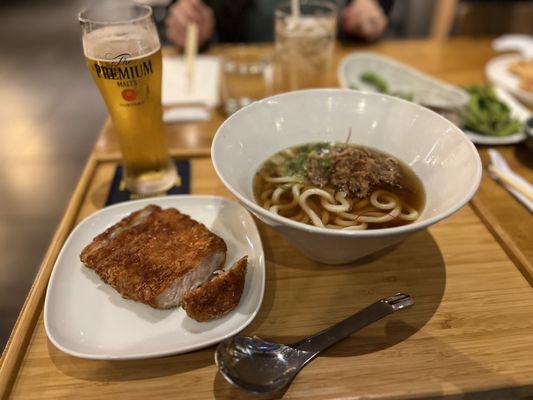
[158,0,177,45]
[378,0,394,15]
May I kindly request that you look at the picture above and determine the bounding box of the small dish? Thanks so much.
[486,54,533,107]
[44,195,265,360]
[337,52,469,110]
[464,86,529,145]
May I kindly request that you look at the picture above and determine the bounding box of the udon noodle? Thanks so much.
[253,142,425,230]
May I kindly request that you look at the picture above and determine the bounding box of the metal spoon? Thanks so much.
[215,293,414,395]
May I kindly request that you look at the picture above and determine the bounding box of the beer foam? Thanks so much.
[83,25,160,61]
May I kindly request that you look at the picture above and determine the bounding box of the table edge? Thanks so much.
[470,195,533,286]
[0,155,99,399]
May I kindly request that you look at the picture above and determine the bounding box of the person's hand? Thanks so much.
[165,0,215,49]
[342,0,387,41]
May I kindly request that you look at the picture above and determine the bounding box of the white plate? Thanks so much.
[486,54,533,106]
[337,52,469,109]
[44,195,265,360]
[464,86,529,145]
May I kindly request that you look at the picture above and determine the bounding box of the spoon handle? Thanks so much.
[293,293,413,355]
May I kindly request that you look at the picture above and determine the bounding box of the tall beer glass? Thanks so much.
[79,2,176,194]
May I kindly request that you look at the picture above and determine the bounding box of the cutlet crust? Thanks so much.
[80,205,227,308]
[181,256,248,322]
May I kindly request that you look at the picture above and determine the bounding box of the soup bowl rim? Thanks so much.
[211,88,482,238]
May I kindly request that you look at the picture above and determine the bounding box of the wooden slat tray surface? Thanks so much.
[2,156,533,399]
[472,146,533,285]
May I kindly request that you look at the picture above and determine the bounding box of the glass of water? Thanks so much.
[275,1,337,91]
[221,48,273,115]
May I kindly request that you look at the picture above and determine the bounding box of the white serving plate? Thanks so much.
[44,196,265,360]
[338,52,469,110]
[486,53,533,107]
[464,86,529,145]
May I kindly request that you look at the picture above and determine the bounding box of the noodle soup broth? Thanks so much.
[253,142,425,230]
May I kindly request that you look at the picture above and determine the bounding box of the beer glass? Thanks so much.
[79,2,176,194]
[275,1,337,91]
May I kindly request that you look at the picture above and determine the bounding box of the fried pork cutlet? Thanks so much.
[80,205,227,309]
[182,256,248,322]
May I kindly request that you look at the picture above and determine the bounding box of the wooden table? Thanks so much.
[2,38,533,400]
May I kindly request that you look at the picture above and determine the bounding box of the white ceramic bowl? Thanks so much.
[212,89,482,264]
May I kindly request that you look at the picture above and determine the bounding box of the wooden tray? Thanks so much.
[2,155,533,400]
[471,146,533,285]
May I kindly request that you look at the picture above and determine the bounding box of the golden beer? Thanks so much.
[80,4,176,194]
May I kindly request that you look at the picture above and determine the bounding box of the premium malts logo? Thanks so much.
[93,53,153,81]
[121,89,137,101]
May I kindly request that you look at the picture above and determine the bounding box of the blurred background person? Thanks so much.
[164,0,394,49]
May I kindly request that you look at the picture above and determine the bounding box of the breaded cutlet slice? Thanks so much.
[181,256,248,322]
[80,205,227,309]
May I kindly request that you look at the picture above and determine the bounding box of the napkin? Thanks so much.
[488,149,533,212]
[492,34,533,58]
[162,55,220,108]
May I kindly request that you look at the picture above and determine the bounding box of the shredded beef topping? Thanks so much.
[306,145,401,198]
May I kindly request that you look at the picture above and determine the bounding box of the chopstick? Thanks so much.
[185,23,198,92]
[488,164,533,202]
[291,0,300,18]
